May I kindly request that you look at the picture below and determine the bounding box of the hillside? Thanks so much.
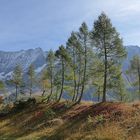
[0,99,140,140]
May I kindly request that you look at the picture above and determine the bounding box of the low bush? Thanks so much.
[13,97,36,111]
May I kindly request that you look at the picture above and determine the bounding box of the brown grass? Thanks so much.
[0,100,140,140]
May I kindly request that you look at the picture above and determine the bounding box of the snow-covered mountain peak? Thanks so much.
[0,48,47,80]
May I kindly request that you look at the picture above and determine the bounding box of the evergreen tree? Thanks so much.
[27,64,35,96]
[46,50,56,102]
[55,45,70,101]
[91,12,126,102]
[127,55,140,99]
[66,32,81,101]
[116,74,127,101]
[40,70,49,97]
[12,65,23,100]
[53,70,62,101]
[108,65,126,101]
[90,55,104,102]
[77,22,90,103]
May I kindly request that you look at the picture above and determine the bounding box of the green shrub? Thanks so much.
[14,98,36,111]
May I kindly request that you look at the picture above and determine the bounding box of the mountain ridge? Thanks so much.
[0,45,139,80]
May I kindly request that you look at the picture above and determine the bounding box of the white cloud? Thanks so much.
[81,0,140,46]
[0,0,140,51]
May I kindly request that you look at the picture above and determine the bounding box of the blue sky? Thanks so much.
[0,0,140,51]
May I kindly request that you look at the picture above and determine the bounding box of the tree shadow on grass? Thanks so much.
[0,102,77,139]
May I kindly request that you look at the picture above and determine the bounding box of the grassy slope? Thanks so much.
[0,100,140,140]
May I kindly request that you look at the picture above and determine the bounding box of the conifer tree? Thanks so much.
[55,45,70,101]
[90,55,104,102]
[66,32,81,101]
[91,12,126,102]
[77,22,89,103]
[127,55,140,99]
[27,64,35,96]
[40,70,49,97]
[108,65,126,101]
[46,50,56,102]
[12,65,23,100]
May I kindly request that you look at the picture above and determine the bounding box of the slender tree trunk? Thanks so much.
[50,75,53,97]
[77,39,87,103]
[75,52,82,102]
[75,71,80,102]
[48,69,53,102]
[98,92,100,102]
[30,81,32,97]
[41,89,46,102]
[55,87,59,101]
[72,71,77,101]
[58,59,65,101]
[72,49,77,102]
[42,90,45,97]
[97,87,100,102]
[102,46,107,102]
[15,85,18,100]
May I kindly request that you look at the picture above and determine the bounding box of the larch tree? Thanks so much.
[91,12,126,102]
[66,32,80,102]
[77,22,90,103]
[55,45,70,101]
[12,65,23,100]
[40,70,49,97]
[53,70,62,101]
[90,55,104,102]
[46,50,56,102]
[127,55,140,99]
[108,65,126,101]
[27,64,35,97]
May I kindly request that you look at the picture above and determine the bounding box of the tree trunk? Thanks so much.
[48,69,53,102]
[97,87,100,102]
[102,46,107,102]
[30,81,32,97]
[77,39,87,103]
[75,70,81,102]
[58,59,65,101]
[72,70,77,102]
[42,90,45,97]
[72,48,77,102]
[75,51,82,102]
[15,85,18,100]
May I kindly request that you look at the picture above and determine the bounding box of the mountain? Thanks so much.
[0,48,47,80]
[0,45,139,81]
[123,45,140,70]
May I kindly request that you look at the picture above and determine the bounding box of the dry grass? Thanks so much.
[0,100,140,140]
